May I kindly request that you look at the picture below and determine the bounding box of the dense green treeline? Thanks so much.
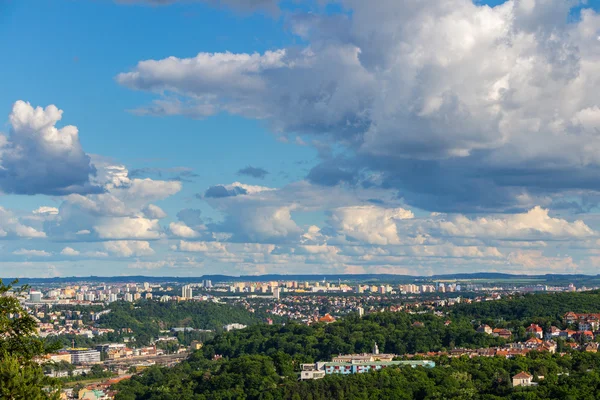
[450,291,600,329]
[96,300,269,345]
[200,312,505,363]
[114,351,600,399]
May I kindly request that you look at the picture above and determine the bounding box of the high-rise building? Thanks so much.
[272,287,281,300]
[182,285,193,299]
[29,291,42,303]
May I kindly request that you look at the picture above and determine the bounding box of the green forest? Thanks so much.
[112,290,600,399]
[94,300,270,345]
[114,352,600,399]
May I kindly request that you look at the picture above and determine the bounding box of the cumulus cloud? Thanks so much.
[143,204,167,219]
[437,206,594,240]
[169,221,200,238]
[0,207,46,238]
[60,247,80,256]
[44,163,181,241]
[103,240,155,257]
[33,206,59,215]
[118,1,600,211]
[177,240,227,253]
[330,206,414,245]
[0,101,98,195]
[94,217,162,240]
[13,248,51,257]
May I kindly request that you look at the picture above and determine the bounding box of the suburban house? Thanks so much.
[477,324,493,335]
[526,324,543,339]
[512,371,534,387]
[492,328,512,339]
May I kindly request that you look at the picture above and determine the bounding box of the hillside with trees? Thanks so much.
[96,300,270,345]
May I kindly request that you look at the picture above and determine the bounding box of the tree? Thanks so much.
[0,279,61,399]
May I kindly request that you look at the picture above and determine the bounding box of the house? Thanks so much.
[300,363,326,380]
[492,328,512,340]
[412,321,424,328]
[318,314,336,323]
[574,331,595,341]
[547,326,561,339]
[585,342,599,353]
[564,312,578,324]
[526,324,543,339]
[512,371,533,387]
[560,329,577,339]
[477,324,493,335]
[525,337,543,346]
[542,341,557,353]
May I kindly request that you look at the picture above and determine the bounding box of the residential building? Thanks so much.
[223,323,247,332]
[477,324,493,335]
[512,371,533,387]
[526,324,543,339]
[69,349,101,364]
[182,285,193,299]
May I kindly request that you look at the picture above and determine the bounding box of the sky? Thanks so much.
[2,0,600,277]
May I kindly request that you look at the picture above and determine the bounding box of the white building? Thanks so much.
[272,287,281,300]
[182,285,193,299]
[69,349,101,364]
[29,291,42,303]
[512,372,533,387]
[223,323,247,332]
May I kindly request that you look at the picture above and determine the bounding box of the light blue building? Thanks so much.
[322,360,435,376]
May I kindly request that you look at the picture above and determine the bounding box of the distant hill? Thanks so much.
[4,272,600,285]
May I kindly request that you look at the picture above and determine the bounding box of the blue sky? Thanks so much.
[2,0,600,277]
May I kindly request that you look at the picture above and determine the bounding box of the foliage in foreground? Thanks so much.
[0,279,60,400]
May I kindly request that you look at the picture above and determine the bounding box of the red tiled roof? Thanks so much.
[513,371,532,379]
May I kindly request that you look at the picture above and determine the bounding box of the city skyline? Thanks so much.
[4,0,600,277]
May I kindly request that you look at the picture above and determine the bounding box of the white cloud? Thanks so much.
[438,206,594,240]
[33,206,59,215]
[0,206,46,238]
[117,1,600,212]
[94,217,162,240]
[0,101,97,195]
[178,240,227,253]
[143,204,167,219]
[103,240,155,257]
[60,247,80,256]
[13,249,51,257]
[507,250,578,273]
[44,163,181,241]
[330,206,414,245]
[169,221,200,238]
